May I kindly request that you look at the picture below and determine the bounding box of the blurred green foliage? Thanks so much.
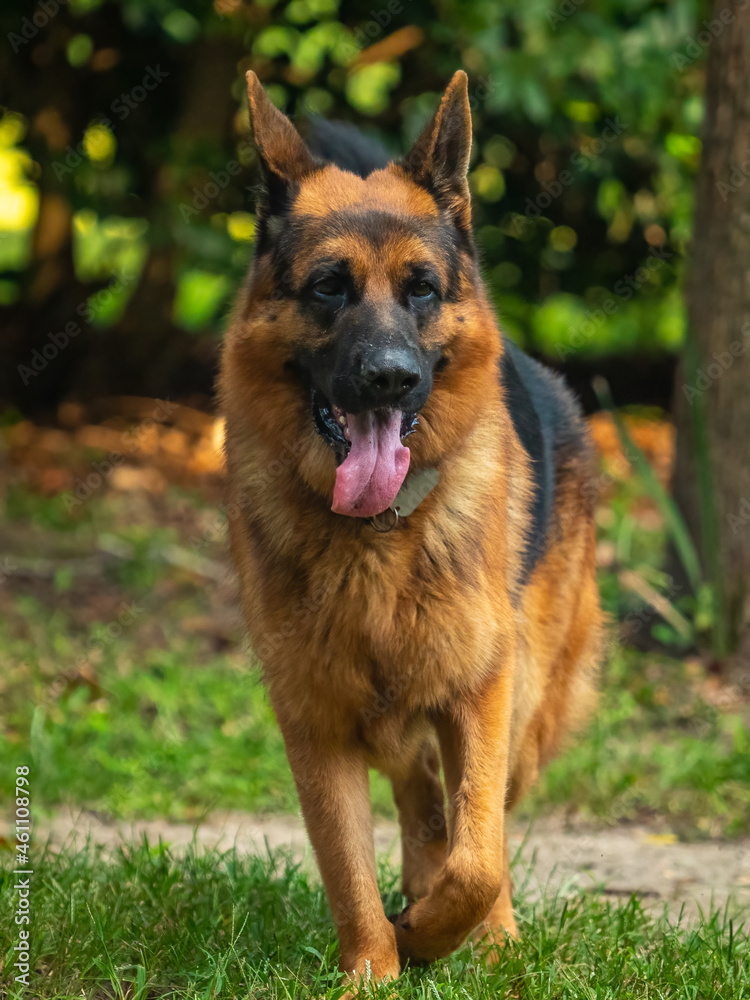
[0,0,709,399]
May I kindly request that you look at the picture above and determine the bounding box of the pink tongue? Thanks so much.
[332,410,410,517]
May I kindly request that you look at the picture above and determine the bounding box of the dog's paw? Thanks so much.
[386,903,412,927]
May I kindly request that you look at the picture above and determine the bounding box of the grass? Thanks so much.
[1,840,748,999]
[3,605,750,834]
[1,477,749,834]
[2,427,750,996]
[526,647,750,838]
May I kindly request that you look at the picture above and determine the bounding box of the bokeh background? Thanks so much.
[3,0,750,825]
[0,0,700,417]
[3,2,750,996]
[2,0,750,832]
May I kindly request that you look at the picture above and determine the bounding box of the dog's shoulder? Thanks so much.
[499,336,592,580]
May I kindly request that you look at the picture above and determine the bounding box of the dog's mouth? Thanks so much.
[312,389,418,518]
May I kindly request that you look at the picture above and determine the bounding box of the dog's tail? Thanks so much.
[303,117,393,178]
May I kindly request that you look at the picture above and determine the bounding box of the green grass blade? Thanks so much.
[682,325,731,655]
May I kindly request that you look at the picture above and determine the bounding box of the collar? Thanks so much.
[369,467,440,532]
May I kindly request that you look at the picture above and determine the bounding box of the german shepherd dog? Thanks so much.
[220,70,603,986]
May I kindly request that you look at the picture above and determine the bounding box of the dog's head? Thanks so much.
[232,71,500,518]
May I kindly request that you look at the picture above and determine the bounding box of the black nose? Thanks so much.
[360,349,421,406]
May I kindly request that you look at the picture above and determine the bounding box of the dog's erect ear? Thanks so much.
[403,71,472,229]
[246,71,317,225]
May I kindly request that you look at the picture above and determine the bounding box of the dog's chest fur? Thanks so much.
[231,450,523,748]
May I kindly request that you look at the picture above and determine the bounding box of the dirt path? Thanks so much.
[15,809,750,920]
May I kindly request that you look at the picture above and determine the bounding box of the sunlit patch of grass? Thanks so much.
[523,647,750,838]
[0,841,748,999]
[1,476,749,833]
[0,601,297,819]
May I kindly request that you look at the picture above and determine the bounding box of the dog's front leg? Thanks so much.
[393,666,513,963]
[279,723,400,985]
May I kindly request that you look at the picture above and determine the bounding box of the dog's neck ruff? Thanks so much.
[368,467,440,532]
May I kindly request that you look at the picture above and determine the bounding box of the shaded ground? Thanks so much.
[10,808,750,921]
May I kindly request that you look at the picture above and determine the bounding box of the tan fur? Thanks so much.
[219,70,604,986]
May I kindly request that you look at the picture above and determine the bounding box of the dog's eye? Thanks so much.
[313,276,347,302]
[409,280,435,301]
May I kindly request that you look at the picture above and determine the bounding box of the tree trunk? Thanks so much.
[672,0,750,662]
